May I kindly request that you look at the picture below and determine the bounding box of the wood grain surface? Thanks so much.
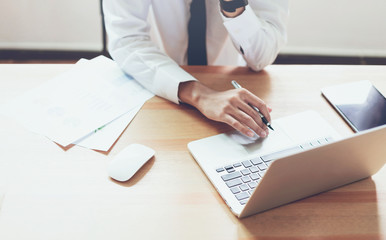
[0,64,385,240]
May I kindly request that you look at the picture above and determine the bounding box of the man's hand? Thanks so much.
[178,81,271,138]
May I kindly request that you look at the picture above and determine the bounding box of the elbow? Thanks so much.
[247,60,271,72]
[246,33,286,72]
[246,52,277,72]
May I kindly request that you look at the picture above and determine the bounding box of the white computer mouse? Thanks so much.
[108,144,155,182]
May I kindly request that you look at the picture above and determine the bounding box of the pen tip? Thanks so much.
[268,125,274,131]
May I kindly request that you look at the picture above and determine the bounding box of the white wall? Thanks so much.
[0,0,385,57]
[0,0,103,51]
[282,0,386,57]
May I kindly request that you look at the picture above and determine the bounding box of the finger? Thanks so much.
[222,115,256,138]
[229,89,265,128]
[242,90,272,123]
[229,108,268,138]
[233,99,267,132]
[231,89,269,133]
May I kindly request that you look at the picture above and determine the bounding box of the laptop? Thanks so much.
[188,111,386,218]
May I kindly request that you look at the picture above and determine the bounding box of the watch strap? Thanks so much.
[220,0,248,13]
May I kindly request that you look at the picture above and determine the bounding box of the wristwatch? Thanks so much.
[220,0,248,13]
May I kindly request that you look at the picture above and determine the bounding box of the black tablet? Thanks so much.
[322,80,386,132]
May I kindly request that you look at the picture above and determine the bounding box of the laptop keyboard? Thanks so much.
[215,136,335,205]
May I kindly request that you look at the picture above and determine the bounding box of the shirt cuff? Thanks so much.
[153,65,197,104]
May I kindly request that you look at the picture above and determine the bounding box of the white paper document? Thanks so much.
[73,105,142,151]
[1,56,154,148]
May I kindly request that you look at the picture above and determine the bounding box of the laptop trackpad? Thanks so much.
[188,125,294,168]
[188,111,341,168]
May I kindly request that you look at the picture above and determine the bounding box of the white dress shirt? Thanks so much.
[103,0,288,104]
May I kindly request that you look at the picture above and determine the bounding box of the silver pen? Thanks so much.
[231,80,274,131]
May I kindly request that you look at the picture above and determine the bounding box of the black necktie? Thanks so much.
[187,0,208,65]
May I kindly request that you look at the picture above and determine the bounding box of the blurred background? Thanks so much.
[0,0,385,64]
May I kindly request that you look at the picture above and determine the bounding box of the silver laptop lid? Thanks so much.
[240,124,386,218]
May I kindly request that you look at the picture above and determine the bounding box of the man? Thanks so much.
[103,0,288,138]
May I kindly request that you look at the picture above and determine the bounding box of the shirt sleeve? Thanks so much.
[103,0,196,104]
[222,1,289,71]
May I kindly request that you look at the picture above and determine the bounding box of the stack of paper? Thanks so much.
[0,56,154,151]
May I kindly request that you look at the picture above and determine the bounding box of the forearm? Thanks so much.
[222,1,289,71]
[110,38,195,103]
[104,0,196,104]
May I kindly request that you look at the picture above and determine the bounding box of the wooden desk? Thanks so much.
[0,64,385,239]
